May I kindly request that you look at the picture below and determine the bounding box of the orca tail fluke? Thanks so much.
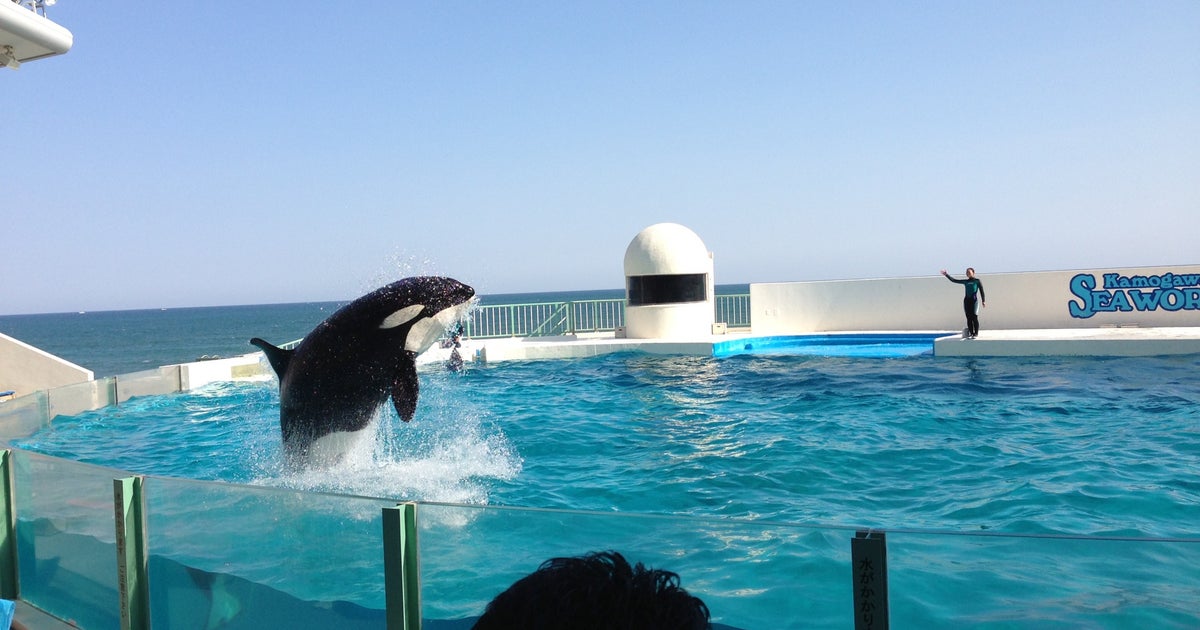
[250,337,293,379]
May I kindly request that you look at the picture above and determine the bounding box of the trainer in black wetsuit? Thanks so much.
[941,268,986,338]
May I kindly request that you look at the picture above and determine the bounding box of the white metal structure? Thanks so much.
[623,222,716,339]
[1,0,72,69]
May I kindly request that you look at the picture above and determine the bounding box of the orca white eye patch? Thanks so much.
[380,305,425,329]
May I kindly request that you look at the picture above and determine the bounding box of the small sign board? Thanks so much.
[852,530,889,630]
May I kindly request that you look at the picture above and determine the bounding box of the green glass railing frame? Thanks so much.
[0,441,1198,628]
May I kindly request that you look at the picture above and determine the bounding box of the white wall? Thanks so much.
[625,256,716,339]
[751,265,1200,334]
[626,301,715,339]
[0,332,93,397]
[180,353,270,390]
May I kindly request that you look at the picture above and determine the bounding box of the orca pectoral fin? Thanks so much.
[250,337,293,379]
[392,356,419,422]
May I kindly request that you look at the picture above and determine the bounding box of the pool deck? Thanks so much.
[417,327,1200,364]
[933,326,1200,357]
[464,332,725,363]
[177,326,1200,389]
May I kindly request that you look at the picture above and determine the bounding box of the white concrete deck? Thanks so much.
[416,327,1200,364]
[422,331,748,364]
[156,327,1200,388]
[933,327,1200,357]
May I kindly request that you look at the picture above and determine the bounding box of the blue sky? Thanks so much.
[4,2,1197,315]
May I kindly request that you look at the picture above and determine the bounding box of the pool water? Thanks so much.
[15,351,1200,626]
[24,351,1198,536]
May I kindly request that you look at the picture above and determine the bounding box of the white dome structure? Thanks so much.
[623,223,715,339]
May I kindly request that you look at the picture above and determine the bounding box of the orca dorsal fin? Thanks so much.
[250,337,294,379]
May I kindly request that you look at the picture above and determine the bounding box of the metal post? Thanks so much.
[852,529,889,630]
[114,476,150,630]
[383,502,421,630]
[0,450,18,599]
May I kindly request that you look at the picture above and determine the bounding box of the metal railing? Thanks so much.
[465,295,751,339]
[14,1,55,17]
[715,293,750,328]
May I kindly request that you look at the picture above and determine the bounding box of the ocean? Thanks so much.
[0,285,748,378]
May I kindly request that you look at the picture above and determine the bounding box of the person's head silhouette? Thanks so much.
[473,550,711,629]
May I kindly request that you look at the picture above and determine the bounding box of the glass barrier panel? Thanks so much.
[13,451,123,629]
[47,377,116,420]
[885,530,1200,628]
[116,366,182,403]
[0,391,49,441]
[416,503,851,629]
[143,476,393,630]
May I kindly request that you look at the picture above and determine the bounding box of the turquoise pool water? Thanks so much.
[14,351,1200,627]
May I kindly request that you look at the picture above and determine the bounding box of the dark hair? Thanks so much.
[472,550,711,629]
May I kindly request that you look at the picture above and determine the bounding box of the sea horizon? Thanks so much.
[0,285,751,379]
[0,284,753,318]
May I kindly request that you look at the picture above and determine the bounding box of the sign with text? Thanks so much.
[1069,271,1200,319]
[852,530,889,630]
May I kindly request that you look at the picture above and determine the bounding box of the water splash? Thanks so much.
[362,252,445,294]
[251,371,521,505]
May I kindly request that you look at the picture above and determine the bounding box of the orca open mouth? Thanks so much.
[404,297,475,354]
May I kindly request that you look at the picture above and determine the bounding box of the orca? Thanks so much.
[250,276,475,466]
